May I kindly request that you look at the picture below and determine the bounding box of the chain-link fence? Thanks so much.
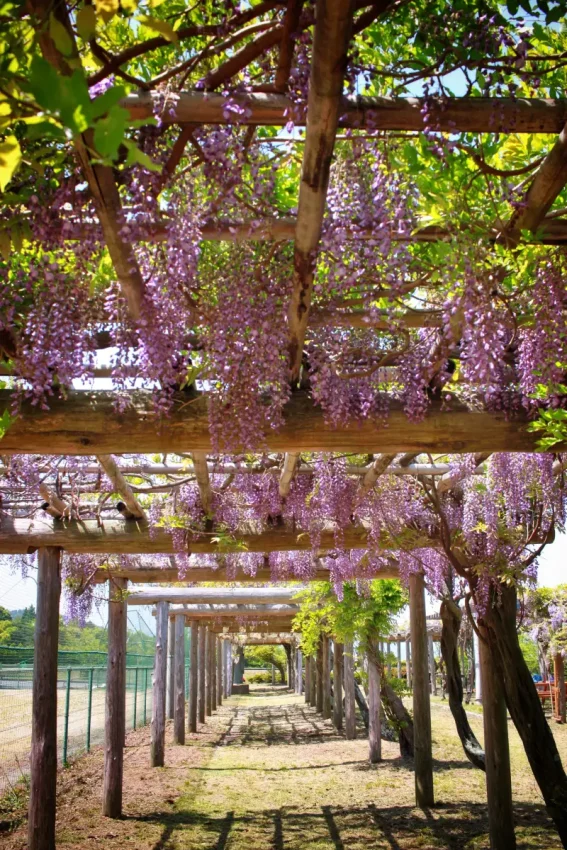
[0,664,155,793]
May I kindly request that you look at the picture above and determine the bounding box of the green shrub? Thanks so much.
[247,671,272,684]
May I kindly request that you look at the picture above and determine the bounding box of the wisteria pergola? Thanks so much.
[3,1,567,850]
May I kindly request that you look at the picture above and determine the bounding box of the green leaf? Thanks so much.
[94,0,119,22]
[76,5,97,41]
[27,56,61,112]
[123,138,161,172]
[49,14,74,57]
[138,15,178,42]
[0,136,21,192]
[93,104,128,159]
[90,85,126,120]
[546,5,564,22]
[0,408,14,440]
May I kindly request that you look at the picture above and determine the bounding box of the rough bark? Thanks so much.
[103,577,127,816]
[409,572,434,807]
[439,599,486,771]
[482,583,567,846]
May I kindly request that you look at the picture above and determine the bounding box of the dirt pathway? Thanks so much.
[3,685,566,849]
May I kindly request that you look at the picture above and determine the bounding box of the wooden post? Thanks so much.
[368,648,381,763]
[316,638,324,713]
[189,620,198,732]
[554,653,566,723]
[409,572,434,807]
[103,576,127,817]
[406,639,412,688]
[198,624,206,722]
[226,640,233,696]
[206,629,212,716]
[211,632,217,712]
[173,613,185,744]
[217,638,223,707]
[428,634,437,696]
[310,654,317,706]
[305,655,311,702]
[386,641,392,677]
[224,639,230,697]
[322,635,332,719]
[150,601,169,767]
[333,642,344,731]
[397,640,402,679]
[473,630,482,703]
[168,617,175,720]
[28,547,61,850]
[344,639,356,740]
[479,626,516,849]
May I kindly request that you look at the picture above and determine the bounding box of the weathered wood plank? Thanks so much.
[344,640,356,740]
[174,613,186,744]
[322,635,332,719]
[409,572,434,807]
[124,91,567,133]
[0,391,553,455]
[28,547,61,850]
[168,617,175,721]
[129,587,305,605]
[198,624,206,723]
[479,625,516,849]
[368,649,381,763]
[150,601,169,767]
[333,642,344,731]
[216,638,223,707]
[189,620,198,733]
[103,577,127,817]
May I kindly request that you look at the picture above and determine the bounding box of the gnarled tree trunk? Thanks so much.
[439,598,485,771]
[481,583,567,847]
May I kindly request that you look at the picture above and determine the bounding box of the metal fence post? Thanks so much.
[143,667,148,725]
[86,667,94,752]
[63,667,71,765]
[133,667,138,730]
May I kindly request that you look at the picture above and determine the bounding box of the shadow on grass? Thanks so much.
[135,801,558,850]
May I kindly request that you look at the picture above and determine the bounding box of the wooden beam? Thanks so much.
[274,0,304,91]
[97,455,146,520]
[128,587,305,605]
[94,562,399,584]
[0,390,551,454]
[198,623,206,723]
[287,0,354,379]
[208,617,295,632]
[150,601,168,766]
[409,572,434,807]
[506,124,567,240]
[0,516,421,555]
[170,606,300,620]
[28,547,61,850]
[102,577,127,818]
[123,91,567,134]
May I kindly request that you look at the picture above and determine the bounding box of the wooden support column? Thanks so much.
[168,617,175,720]
[222,639,229,697]
[217,638,223,707]
[479,626,516,850]
[189,620,198,732]
[344,639,356,740]
[211,633,217,712]
[368,648,381,763]
[397,641,402,679]
[386,641,392,677]
[333,641,344,731]
[173,613,185,744]
[206,628,212,716]
[473,630,482,704]
[555,653,566,723]
[150,601,169,767]
[409,572,434,807]
[406,639,412,688]
[428,634,437,696]
[198,624,206,722]
[322,635,332,720]
[28,547,61,850]
[305,655,311,703]
[316,638,324,713]
[103,576,127,817]
[226,640,233,696]
[297,649,303,695]
[310,654,317,706]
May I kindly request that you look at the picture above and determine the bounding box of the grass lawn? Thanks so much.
[2,685,566,849]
